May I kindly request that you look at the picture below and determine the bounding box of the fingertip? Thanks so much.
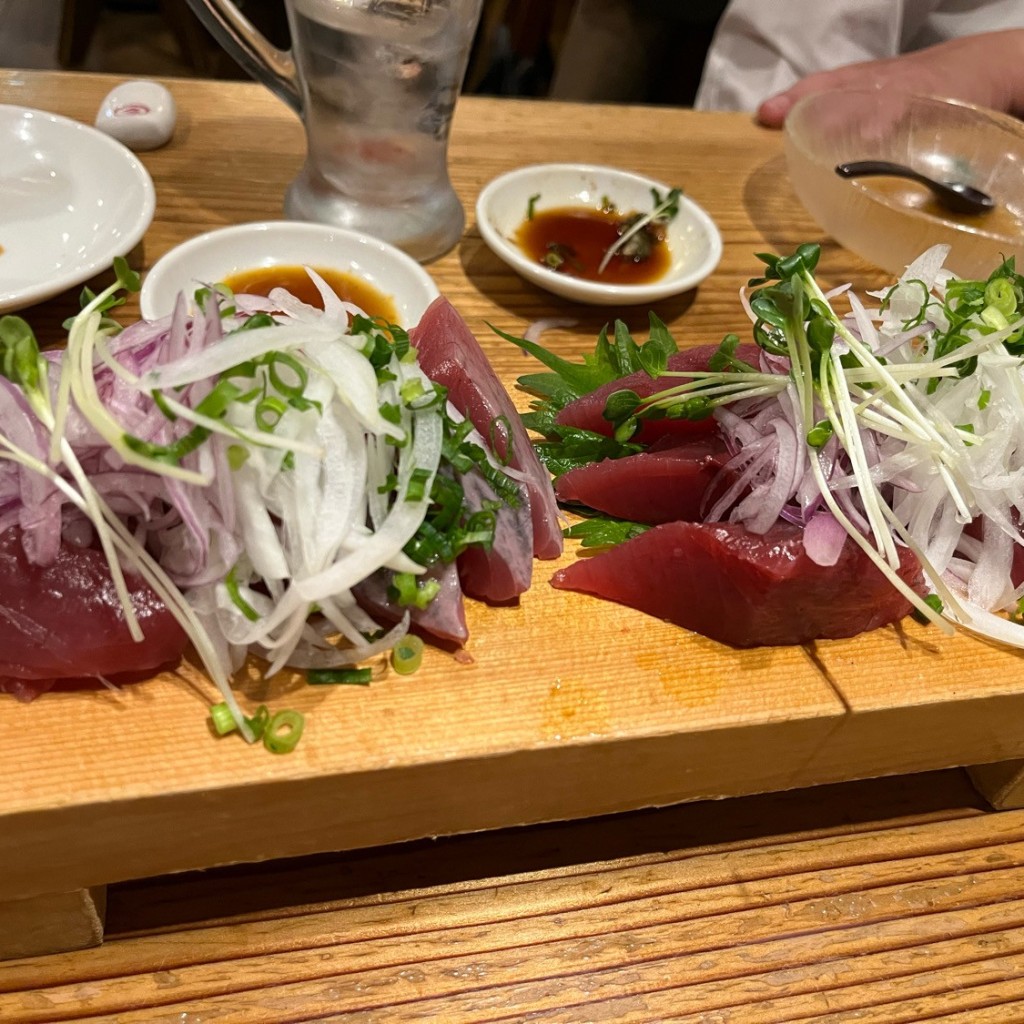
[756,94,792,129]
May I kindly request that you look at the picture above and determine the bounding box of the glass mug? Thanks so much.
[185,0,484,262]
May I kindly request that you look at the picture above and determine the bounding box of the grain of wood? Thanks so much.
[1,782,1022,1024]
[0,889,105,962]
[970,760,1024,809]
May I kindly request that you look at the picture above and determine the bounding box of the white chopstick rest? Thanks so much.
[94,81,176,151]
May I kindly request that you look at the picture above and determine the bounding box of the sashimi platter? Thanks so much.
[6,214,1024,902]
[5,239,1024,729]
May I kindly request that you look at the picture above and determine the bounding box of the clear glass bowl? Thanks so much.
[784,89,1024,279]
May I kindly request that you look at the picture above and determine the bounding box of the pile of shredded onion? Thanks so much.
[677,244,1024,644]
[0,271,468,737]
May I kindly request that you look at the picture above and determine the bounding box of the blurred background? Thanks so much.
[1,0,724,105]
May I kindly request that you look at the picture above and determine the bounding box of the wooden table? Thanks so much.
[3,70,1024,1018]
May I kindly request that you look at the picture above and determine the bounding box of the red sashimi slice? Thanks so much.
[555,434,733,525]
[455,469,533,603]
[0,526,188,700]
[411,297,563,561]
[556,343,762,445]
[354,561,468,645]
[551,520,923,648]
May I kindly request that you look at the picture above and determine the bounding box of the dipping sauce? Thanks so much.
[516,206,671,285]
[223,264,398,322]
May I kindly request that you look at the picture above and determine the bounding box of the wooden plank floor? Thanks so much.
[4,770,1024,1023]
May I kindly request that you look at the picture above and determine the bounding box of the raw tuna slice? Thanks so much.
[552,520,922,647]
[456,470,533,603]
[0,526,188,700]
[556,343,762,445]
[354,561,468,645]
[412,297,563,561]
[555,434,733,525]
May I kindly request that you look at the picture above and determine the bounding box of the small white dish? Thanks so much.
[0,105,155,314]
[140,221,441,326]
[476,163,722,306]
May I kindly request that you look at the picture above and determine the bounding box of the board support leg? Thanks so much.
[0,886,106,961]
[968,759,1024,809]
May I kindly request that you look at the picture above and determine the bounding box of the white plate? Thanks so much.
[476,163,722,305]
[141,221,440,327]
[0,105,155,313]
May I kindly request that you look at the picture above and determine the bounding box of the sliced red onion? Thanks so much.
[523,318,578,346]
[803,509,848,566]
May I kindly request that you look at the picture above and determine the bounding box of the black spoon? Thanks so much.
[835,160,995,216]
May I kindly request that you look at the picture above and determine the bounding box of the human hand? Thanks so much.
[757,30,1024,128]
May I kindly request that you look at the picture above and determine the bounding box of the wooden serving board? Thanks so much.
[3,72,1024,933]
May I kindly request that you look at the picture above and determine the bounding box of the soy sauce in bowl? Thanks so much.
[223,264,398,322]
[515,206,671,285]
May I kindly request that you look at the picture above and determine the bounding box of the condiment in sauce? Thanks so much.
[223,264,398,323]
[516,206,671,285]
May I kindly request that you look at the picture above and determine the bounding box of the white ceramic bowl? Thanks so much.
[475,163,722,305]
[140,221,440,326]
[0,105,155,313]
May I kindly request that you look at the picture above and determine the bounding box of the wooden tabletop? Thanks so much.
[4,769,1024,1022]
[3,69,1024,1021]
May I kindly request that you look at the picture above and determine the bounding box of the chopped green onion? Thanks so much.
[400,378,426,404]
[406,466,432,502]
[255,395,287,432]
[227,444,249,469]
[379,402,402,425]
[981,305,1010,331]
[246,704,271,740]
[210,701,238,735]
[125,378,247,465]
[307,667,373,686]
[233,311,275,332]
[391,634,425,675]
[264,710,305,754]
[913,593,945,624]
[428,475,464,532]
[211,701,273,740]
[288,394,323,414]
[389,324,412,361]
[403,521,452,566]
[985,277,1017,318]
[389,570,441,609]
[266,351,308,398]
[223,359,259,381]
[224,564,260,622]
[526,193,540,220]
[151,389,178,421]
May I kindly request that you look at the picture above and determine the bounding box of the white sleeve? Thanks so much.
[693,0,1024,112]
[912,0,1024,47]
